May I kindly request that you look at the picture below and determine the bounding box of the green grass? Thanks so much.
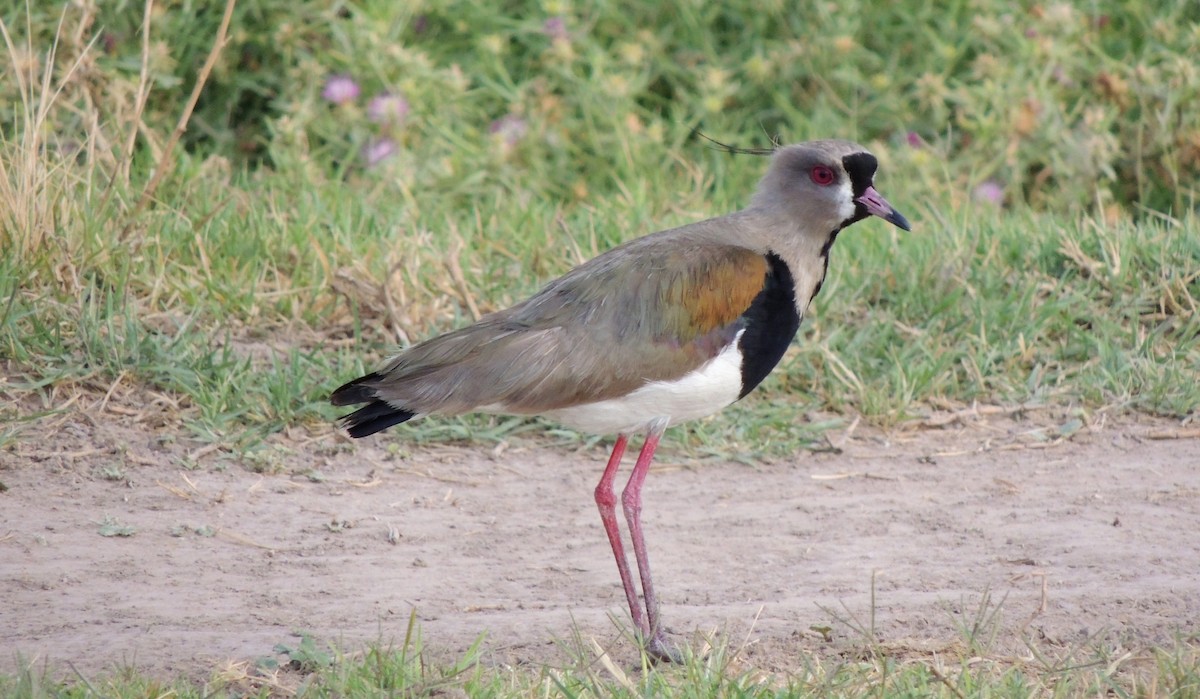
[2,0,1199,692]
[2,0,1198,453]
[3,620,1199,698]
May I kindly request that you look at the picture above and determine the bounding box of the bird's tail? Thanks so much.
[331,372,416,438]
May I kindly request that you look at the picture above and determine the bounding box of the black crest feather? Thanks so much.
[691,129,779,156]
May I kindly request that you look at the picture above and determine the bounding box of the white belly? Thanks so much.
[541,332,745,435]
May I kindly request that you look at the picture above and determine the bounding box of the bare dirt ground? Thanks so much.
[2,408,1198,678]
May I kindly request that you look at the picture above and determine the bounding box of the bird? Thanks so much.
[330,139,910,660]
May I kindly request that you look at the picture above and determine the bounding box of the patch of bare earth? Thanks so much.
[1,410,1198,676]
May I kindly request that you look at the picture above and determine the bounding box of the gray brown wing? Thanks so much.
[364,238,768,415]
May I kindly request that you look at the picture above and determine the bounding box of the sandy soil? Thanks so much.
[2,409,1198,677]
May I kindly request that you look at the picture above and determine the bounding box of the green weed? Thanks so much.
[3,621,1198,698]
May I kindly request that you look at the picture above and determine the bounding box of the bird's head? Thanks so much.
[750,140,911,236]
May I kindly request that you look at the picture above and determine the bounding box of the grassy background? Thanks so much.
[2,0,1198,454]
[1,0,1199,693]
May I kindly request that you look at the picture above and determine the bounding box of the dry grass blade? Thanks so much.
[926,662,968,699]
[590,638,636,692]
[156,479,194,500]
[214,528,276,550]
[819,345,865,394]
[122,0,238,233]
[118,0,154,186]
[0,5,99,256]
[918,403,1035,429]
[445,228,483,321]
[1145,428,1200,440]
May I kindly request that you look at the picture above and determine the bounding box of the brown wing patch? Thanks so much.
[656,249,767,343]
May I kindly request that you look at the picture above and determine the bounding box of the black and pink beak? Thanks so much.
[857,186,911,231]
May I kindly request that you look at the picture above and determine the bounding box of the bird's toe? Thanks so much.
[645,636,683,664]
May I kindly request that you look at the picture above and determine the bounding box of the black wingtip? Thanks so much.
[340,401,416,438]
[331,371,415,438]
[330,372,384,406]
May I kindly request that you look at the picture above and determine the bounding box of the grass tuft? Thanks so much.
[5,620,1198,698]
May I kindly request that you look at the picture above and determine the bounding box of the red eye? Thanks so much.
[810,165,835,186]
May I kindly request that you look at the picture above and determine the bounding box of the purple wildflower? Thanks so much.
[489,114,528,146]
[542,16,568,42]
[973,180,1004,205]
[367,92,410,125]
[906,131,923,148]
[362,137,398,167]
[322,74,360,105]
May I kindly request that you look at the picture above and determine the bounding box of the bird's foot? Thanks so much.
[644,635,682,664]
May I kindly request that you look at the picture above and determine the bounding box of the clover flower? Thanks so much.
[322,74,360,105]
[367,92,410,125]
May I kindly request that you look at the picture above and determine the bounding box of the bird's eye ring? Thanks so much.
[810,166,835,186]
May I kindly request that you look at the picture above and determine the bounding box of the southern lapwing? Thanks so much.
[331,140,910,660]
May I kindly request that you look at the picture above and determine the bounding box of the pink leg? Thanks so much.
[593,434,649,637]
[622,422,677,660]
